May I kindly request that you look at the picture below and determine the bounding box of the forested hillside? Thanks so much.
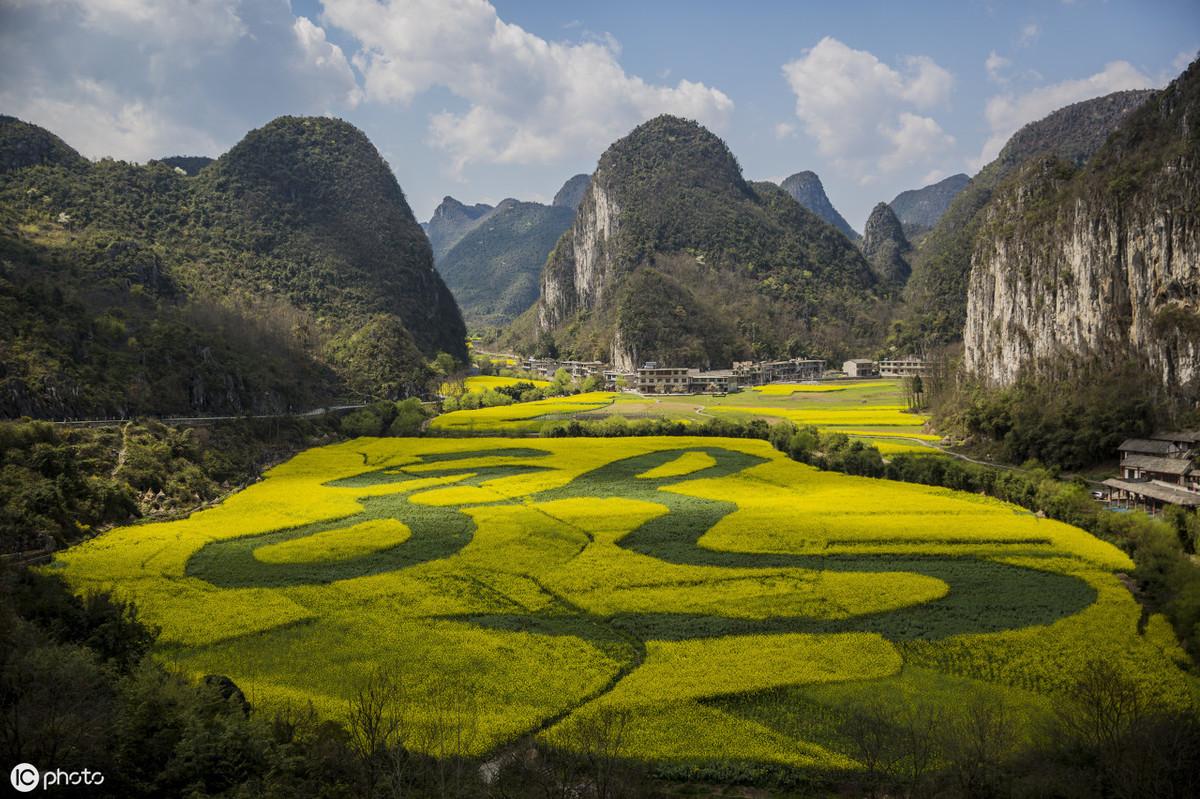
[0,116,465,418]
[437,199,574,329]
[524,116,882,368]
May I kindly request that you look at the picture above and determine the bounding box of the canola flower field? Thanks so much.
[433,378,935,445]
[54,436,1197,770]
[441,375,551,396]
[429,391,616,432]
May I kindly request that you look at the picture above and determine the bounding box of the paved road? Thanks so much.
[54,404,368,428]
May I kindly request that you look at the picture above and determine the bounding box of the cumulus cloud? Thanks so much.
[0,1,365,161]
[780,37,954,179]
[986,51,1011,83]
[773,122,796,139]
[969,59,1155,170]
[320,0,733,173]
[1018,22,1040,47]
[7,78,223,160]
[292,16,363,109]
[878,112,955,173]
[68,0,247,49]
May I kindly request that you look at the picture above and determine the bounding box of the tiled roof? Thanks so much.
[1119,438,1177,455]
[1103,478,1200,507]
[1120,455,1193,476]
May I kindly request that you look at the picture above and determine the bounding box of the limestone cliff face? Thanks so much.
[963,64,1200,395]
[537,175,621,332]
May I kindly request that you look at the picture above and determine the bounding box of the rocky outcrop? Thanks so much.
[902,89,1154,346]
[423,196,494,261]
[889,173,968,237]
[528,116,879,367]
[780,170,859,240]
[862,202,911,286]
[552,173,591,211]
[964,62,1200,394]
[538,178,621,333]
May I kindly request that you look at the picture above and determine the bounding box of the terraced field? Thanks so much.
[55,437,1195,770]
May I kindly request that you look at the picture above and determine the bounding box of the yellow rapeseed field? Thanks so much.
[430,392,616,432]
[54,436,1195,768]
[441,374,550,395]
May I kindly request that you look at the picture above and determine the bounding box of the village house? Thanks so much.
[842,359,879,378]
[603,369,636,390]
[520,357,559,380]
[558,360,605,381]
[636,363,692,394]
[878,357,928,378]
[732,358,825,385]
[1103,431,1200,513]
[688,370,738,394]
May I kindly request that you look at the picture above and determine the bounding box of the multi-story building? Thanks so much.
[732,358,825,385]
[636,363,693,394]
[559,360,605,381]
[878,357,928,378]
[688,370,738,394]
[842,359,879,378]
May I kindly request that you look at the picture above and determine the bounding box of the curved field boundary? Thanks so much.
[187,446,1096,642]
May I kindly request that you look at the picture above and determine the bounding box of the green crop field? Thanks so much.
[433,378,936,446]
[54,436,1196,771]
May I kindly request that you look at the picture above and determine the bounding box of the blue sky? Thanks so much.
[1,1,1196,230]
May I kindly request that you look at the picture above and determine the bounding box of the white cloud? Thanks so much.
[1171,49,1197,73]
[292,16,363,108]
[920,168,948,185]
[0,1,368,161]
[321,0,733,173]
[773,122,796,139]
[1018,22,1040,47]
[1,78,222,161]
[969,60,1155,171]
[878,112,955,173]
[986,51,1011,83]
[71,0,247,49]
[780,37,954,178]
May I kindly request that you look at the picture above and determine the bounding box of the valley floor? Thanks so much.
[53,434,1198,775]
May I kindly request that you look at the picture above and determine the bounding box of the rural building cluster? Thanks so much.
[516,355,929,394]
[1104,432,1200,512]
[516,356,927,394]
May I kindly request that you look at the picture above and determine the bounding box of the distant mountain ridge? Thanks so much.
[889,173,968,238]
[0,115,465,417]
[552,174,591,211]
[779,170,860,241]
[154,155,214,176]
[438,199,574,329]
[520,116,881,368]
[423,196,495,261]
